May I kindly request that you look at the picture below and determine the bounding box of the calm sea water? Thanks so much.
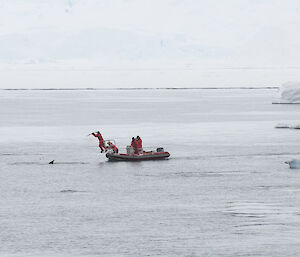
[0,89,300,256]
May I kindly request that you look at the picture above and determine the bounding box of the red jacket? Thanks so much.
[109,143,118,152]
[136,138,142,148]
[131,140,137,148]
[93,132,104,141]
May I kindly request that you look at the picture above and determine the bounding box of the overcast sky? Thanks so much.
[0,0,300,88]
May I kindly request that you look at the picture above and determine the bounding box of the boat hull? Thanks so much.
[106,152,170,161]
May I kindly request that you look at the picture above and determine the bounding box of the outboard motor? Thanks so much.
[126,145,135,154]
[157,147,164,152]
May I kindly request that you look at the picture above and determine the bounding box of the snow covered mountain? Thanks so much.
[1,0,300,88]
[1,0,300,65]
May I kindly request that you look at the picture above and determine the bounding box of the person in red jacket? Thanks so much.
[92,131,106,153]
[131,137,137,154]
[107,141,118,153]
[136,136,143,153]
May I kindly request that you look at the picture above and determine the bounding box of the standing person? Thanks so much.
[131,137,138,154]
[107,141,118,153]
[92,131,106,153]
[136,136,143,153]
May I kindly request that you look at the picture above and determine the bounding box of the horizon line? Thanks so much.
[1,87,279,91]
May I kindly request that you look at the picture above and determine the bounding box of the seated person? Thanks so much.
[107,141,118,153]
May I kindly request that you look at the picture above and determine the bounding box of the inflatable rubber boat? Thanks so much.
[106,147,170,162]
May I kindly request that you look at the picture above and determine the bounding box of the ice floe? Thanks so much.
[275,123,300,129]
[275,123,290,128]
[285,159,300,169]
[273,82,300,104]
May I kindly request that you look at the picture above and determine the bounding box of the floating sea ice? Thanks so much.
[291,124,300,129]
[275,123,290,128]
[273,82,300,104]
[285,159,300,169]
[275,123,300,129]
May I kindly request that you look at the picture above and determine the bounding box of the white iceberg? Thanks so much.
[291,124,300,129]
[285,159,300,169]
[275,123,300,129]
[275,123,290,128]
[273,82,300,104]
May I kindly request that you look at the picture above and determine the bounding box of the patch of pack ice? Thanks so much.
[273,82,300,104]
[285,159,300,169]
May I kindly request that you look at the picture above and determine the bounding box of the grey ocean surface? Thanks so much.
[1,89,300,256]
